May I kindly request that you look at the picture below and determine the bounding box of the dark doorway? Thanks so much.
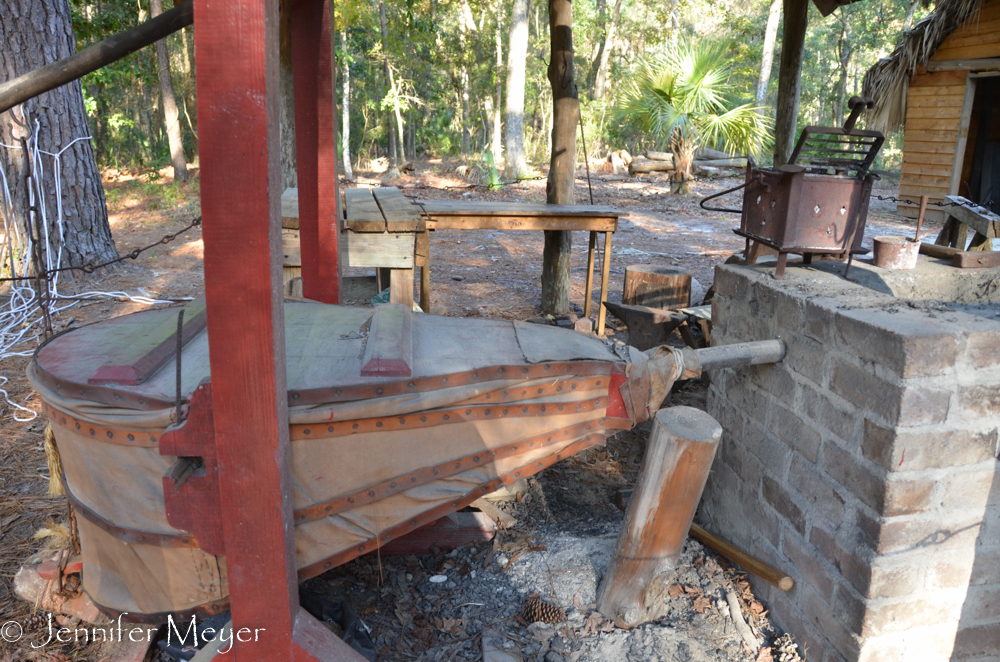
[959,76,1000,213]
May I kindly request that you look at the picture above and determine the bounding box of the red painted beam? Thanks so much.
[292,0,341,304]
[194,0,298,657]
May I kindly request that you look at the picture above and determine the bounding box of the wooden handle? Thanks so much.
[689,523,794,591]
[915,195,928,242]
[918,242,960,260]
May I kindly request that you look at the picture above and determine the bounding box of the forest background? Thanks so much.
[70,0,929,183]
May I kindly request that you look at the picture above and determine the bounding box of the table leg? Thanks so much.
[597,231,613,337]
[584,231,597,319]
[390,268,414,306]
[419,229,431,312]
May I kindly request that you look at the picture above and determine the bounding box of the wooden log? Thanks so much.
[0,2,193,114]
[646,150,674,163]
[623,265,691,310]
[773,0,809,165]
[597,406,723,626]
[629,160,674,174]
[696,147,735,160]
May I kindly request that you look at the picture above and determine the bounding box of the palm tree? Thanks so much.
[616,40,772,193]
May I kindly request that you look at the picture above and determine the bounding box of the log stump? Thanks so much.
[596,406,722,626]
[623,265,692,309]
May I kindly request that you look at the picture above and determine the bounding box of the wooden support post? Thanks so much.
[542,0,578,315]
[583,231,597,319]
[597,406,722,626]
[196,0,362,658]
[772,0,809,166]
[292,0,341,303]
[596,231,612,337]
[389,268,414,306]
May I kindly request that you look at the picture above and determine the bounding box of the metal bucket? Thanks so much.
[873,236,919,270]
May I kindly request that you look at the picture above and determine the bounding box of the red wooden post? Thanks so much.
[292,0,341,304]
[194,0,359,659]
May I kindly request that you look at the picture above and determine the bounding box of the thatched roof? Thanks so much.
[861,0,983,133]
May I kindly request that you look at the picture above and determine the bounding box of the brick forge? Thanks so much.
[699,258,1000,662]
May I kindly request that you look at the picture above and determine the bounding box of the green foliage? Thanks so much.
[615,39,771,178]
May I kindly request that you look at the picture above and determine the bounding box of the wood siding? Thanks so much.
[898,71,968,219]
[897,0,1000,220]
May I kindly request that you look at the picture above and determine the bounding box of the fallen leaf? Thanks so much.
[756,647,775,662]
[692,595,712,613]
[682,585,702,596]
[668,584,684,599]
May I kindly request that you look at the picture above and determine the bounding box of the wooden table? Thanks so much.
[411,199,624,335]
[282,188,627,335]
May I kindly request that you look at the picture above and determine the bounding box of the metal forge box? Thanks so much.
[728,96,884,279]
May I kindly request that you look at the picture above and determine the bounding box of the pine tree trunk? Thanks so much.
[149,0,188,182]
[341,30,354,181]
[542,0,578,315]
[504,0,530,180]
[591,0,623,101]
[0,0,118,273]
[755,0,781,108]
[379,0,399,164]
[492,1,503,164]
[772,0,809,166]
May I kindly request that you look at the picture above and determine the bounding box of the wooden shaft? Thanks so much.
[689,524,794,591]
[583,231,597,319]
[419,230,431,312]
[389,268,414,305]
[597,406,722,624]
[597,231,612,337]
[915,195,928,242]
[0,2,194,114]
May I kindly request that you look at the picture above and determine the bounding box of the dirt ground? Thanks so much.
[0,161,923,661]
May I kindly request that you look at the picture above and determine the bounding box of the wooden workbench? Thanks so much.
[282,188,626,334]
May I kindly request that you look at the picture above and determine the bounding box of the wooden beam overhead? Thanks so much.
[926,58,1000,72]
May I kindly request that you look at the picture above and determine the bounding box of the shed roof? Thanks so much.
[862,0,983,134]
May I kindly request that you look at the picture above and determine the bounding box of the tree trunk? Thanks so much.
[591,0,623,101]
[755,0,781,108]
[772,0,809,166]
[543,0,578,315]
[379,0,398,164]
[834,14,853,124]
[492,1,503,164]
[341,30,354,181]
[504,0,530,179]
[0,0,118,273]
[903,0,920,31]
[149,0,187,182]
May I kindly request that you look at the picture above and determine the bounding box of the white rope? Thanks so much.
[0,125,187,422]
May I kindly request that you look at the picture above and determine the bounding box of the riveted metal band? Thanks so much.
[292,417,630,524]
[44,402,161,447]
[90,592,230,625]
[295,432,610,581]
[65,479,199,548]
[453,376,608,406]
[289,395,610,440]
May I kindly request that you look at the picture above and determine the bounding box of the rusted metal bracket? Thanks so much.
[159,381,225,555]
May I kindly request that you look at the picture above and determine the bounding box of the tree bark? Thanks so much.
[590,0,623,101]
[0,0,118,273]
[543,0,578,315]
[504,0,530,179]
[459,0,477,157]
[149,0,187,182]
[834,13,853,124]
[379,0,398,164]
[279,0,297,189]
[341,30,354,180]
[755,0,781,108]
[772,0,809,166]
[492,1,503,164]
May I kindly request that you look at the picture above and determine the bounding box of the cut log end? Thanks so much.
[656,406,723,444]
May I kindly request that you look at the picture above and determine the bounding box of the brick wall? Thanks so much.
[700,262,1000,662]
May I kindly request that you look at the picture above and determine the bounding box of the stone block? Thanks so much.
[860,625,964,662]
[925,551,976,591]
[832,583,866,634]
[724,378,770,425]
[751,363,798,407]
[967,330,1000,370]
[959,384,1000,418]
[782,529,836,601]
[799,382,858,443]
[866,560,919,599]
[719,435,764,492]
[953,623,1000,659]
[941,465,1000,512]
[801,586,861,660]
[789,452,847,527]
[774,289,805,332]
[863,512,983,555]
[834,308,957,379]
[970,549,1000,586]
[861,419,998,472]
[743,418,791,475]
[830,359,900,425]
[808,525,877,598]
[960,585,1000,628]
[764,475,807,535]
[804,299,836,343]
[898,386,951,426]
[882,476,936,517]
[770,403,823,462]
[861,596,964,638]
[823,442,887,513]
[784,333,828,386]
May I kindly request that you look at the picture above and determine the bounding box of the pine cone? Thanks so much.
[520,598,565,624]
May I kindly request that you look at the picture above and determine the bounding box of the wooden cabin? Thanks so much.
[864,0,1000,221]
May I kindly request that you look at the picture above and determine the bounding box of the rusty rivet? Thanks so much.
[529,442,535,447]
[89,429,95,436]
[376,388,383,395]
[522,407,528,413]
[537,388,543,394]
[359,546,365,552]
[369,490,376,497]
[586,425,592,430]
[325,562,332,569]
[127,434,135,441]
[485,409,491,416]
[441,377,448,384]
[556,455,562,460]
[443,415,450,420]
[452,502,459,507]
[521,390,527,395]
[421,416,427,422]
[541,406,547,412]
[348,497,355,503]
[433,469,439,475]
[571,384,577,390]
[325,505,332,511]
[139,398,145,404]
[514,472,520,478]
[106,431,113,439]
[466,409,472,415]
[292,393,300,400]
[472,373,478,379]
[336,389,342,395]
[455,462,461,469]
[328,426,334,432]
[303,429,311,435]
[544,365,550,371]
[390,482,397,488]
[557,385,563,392]
[576,405,582,411]
[375,422,383,428]
[399,418,406,425]
[353,423,359,429]
[502,409,508,415]
[512,446,518,451]
[474,456,480,462]
[486,394,492,400]
[558,406,564,412]
[75,422,81,430]
[411,476,416,482]
[150,436,157,443]
[408,382,416,388]
[411,520,418,526]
